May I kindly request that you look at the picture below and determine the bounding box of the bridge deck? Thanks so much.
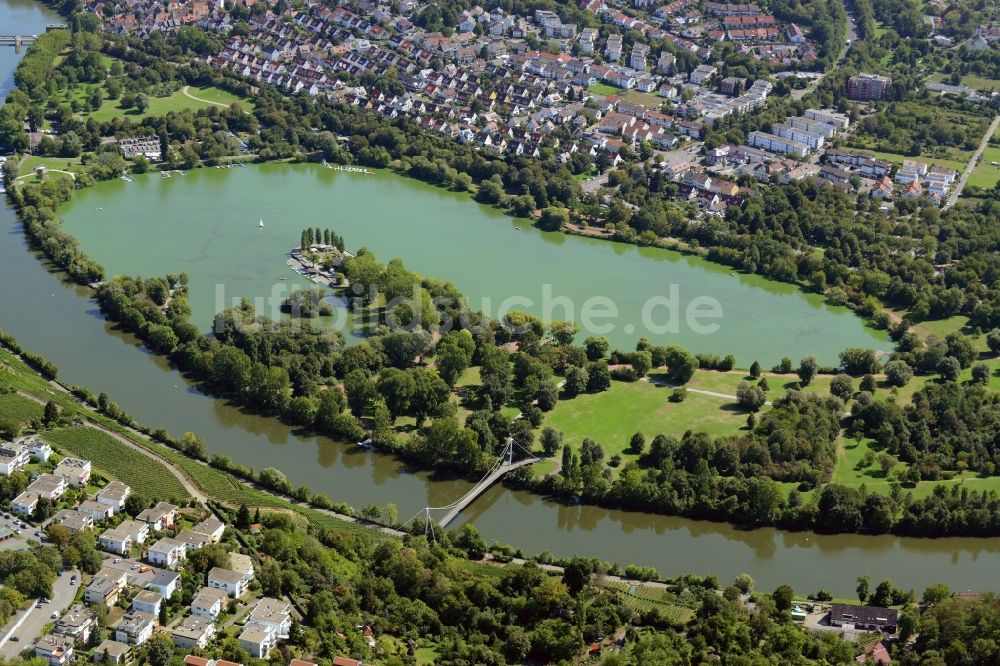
[439,458,537,527]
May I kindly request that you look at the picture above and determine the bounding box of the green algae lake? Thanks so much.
[0,18,996,592]
[60,163,889,365]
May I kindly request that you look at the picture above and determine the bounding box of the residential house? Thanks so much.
[76,500,114,522]
[131,590,164,617]
[52,509,94,534]
[629,43,649,70]
[35,634,74,666]
[238,625,278,659]
[147,538,185,569]
[20,474,66,501]
[55,608,95,644]
[11,491,39,517]
[229,552,254,581]
[871,176,894,199]
[54,457,91,488]
[656,51,675,75]
[172,616,216,649]
[191,587,228,619]
[99,528,133,556]
[748,130,809,158]
[137,502,178,531]
[96,482,132,514]
[829,604,898,632]
[148,570,180,599]
[208,567,250,597]
[0,441,30,476]
[175,530,211,552]
[690,64,717,85]
[805,108,850,131]
[92,640,131,665]
[847,73,891,101]
[117,519,150,546]
[85,569,127,607]
[246,597,292,638]
[115,611,155,646]
[192,517,226,542]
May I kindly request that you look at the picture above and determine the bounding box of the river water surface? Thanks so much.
[1,0,998,597]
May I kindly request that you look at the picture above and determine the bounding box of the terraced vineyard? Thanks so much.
[602,581,695,623]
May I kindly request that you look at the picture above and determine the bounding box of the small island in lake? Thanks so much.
[287,227,352,288]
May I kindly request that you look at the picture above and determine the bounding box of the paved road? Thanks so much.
[791,1,857,101]
[0,569,76,659]
[945,113,1000,209]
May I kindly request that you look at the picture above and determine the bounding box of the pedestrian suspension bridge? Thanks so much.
[405,437,539,540]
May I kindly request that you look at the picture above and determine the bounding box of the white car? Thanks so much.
[113,558,122,564]
[50,612,58,619]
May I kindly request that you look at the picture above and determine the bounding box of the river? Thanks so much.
[0,0,998,597]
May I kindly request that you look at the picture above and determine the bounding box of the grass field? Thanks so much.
[60,83,253,123]
[17,156,84,180]
[587,82,621,96]
[967,145,1000,189]
[543,376,749,460]
[44,426,190,500]
[929,73,1000,92]
[0,393,44,423]
[685,369,833,399]
[862,149,970,174]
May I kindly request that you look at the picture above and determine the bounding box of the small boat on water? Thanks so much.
[357,438,373,449]
[258,219,264,229]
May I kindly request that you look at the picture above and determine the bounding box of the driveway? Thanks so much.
[0,569,77,659]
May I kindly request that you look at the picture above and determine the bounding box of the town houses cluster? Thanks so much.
[0,435,363,666]
[86,0,824,165]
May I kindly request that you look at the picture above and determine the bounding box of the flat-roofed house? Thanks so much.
[99,528,133,556]
[137,502,178,531]
[54,457,91,488]
[246,597,292,638]
[52,509,94,533]
[12,491,39,517]
[175,530,211,552]
[193,517,225,542]
[208,567,250,597]
[35,634,74,666]
[191,587,228,619]
[172,615,216,649]
[148,570,180,599]
[229,552,254,581]
[118,519,150,545]
[147,538,185,569]
[55,608,95,644]
[131,589,163,616]
[0,441,30,475]
[96,482,132,514]
[238,625,277,659]
[76,500,114,522]
[114,611,155,646]
[91,640,131,665]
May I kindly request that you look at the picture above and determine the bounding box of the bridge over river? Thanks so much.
[410,438,540,537]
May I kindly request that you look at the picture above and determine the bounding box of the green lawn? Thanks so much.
[587,82,621,96]
[17,156,84,179]
[0,393,44,423]
[43,427,190,501]
[929,73,1000,92]
[685,369,833,399]
[543,377,748,459]
[968,145,1000,189]
[862,149,970,174]
[80,85,253,123]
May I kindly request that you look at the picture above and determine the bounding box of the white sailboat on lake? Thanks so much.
[259,219,264,229]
